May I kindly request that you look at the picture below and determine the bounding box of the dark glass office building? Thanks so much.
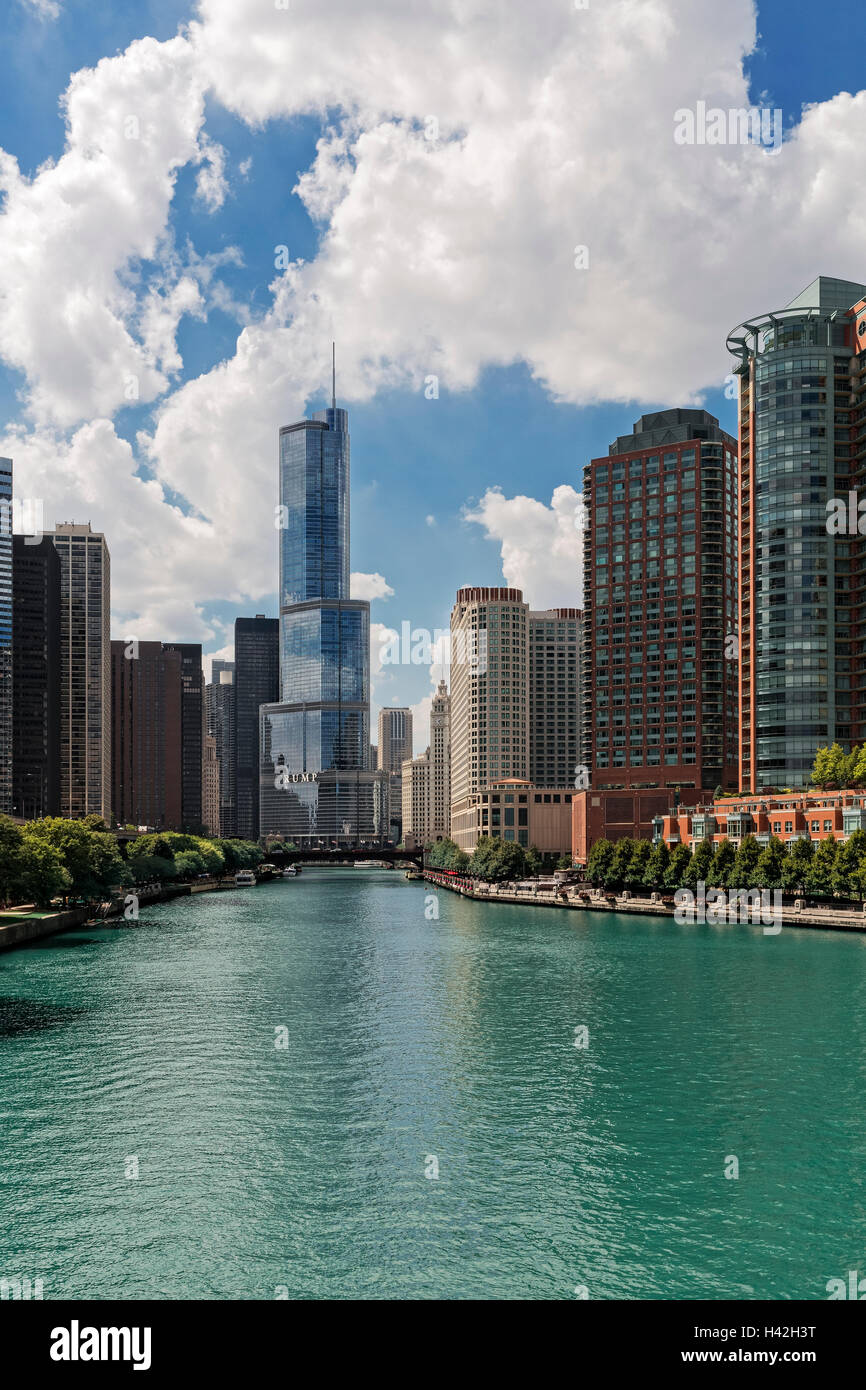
[161,642,203,830]
[728,276,866,791]
[12,533,60,819]
[235,616,278,842]
[260,400,387,844]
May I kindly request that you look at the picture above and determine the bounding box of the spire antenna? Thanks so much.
[331,341,336,410]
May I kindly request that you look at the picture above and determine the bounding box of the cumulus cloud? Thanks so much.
[350,571,394,601]
[464,485,584,610]
[4,0,866,647]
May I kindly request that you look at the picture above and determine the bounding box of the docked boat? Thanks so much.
[282,865,298,877]
[235,870,256,887]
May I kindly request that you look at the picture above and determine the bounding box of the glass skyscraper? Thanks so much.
[728,276,866,791]
[260,393,386,845]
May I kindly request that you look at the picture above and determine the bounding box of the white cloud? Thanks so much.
[20,0,60,19]
[5,0,866,646]
[350,571,394,601]
[464,485,584,610]
[0,36,208,427]
[195,136,228,211]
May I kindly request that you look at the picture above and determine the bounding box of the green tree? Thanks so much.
[17,831,71,907]
[806,836,838,898]
[645,839,670,890]
[525,846,543,876]
[0,815,23,905]
[126,855,177,884]
[134,833,175,860]
[605,838,635,891]
[586,839,613,887]
[727,835,761,891]
[831,832,866,900]
[468,837,497,881]
[663,843,693,890]
[555,855,573,872]
[25,819,125,897]
[706,838,735,890]
[682,839,714,892]
[626,840,652,892]
[780,836,814,894]
[810,746,831,789]
[492,842,527,882]
[752,835,786,890]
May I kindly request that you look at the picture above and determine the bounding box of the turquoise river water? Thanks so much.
[0,869,864,1300]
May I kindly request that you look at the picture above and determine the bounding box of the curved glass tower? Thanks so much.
[728,276,866,791]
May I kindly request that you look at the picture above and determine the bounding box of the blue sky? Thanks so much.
[1,0,865,739]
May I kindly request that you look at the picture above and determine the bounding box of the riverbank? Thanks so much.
[0,875,275,953]
[423,870,866,932]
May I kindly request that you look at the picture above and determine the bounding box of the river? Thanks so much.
[1,869,864,1299]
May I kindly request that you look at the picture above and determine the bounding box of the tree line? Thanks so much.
[0,816,263,909]
[585,831,866,899]
[425,837,572,882]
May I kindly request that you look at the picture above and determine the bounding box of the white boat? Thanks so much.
[282,866,298,877]
[235,870,256,886]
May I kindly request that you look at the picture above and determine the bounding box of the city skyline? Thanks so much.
[3,0,866,746]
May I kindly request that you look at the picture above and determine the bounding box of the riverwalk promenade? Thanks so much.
[423,870,866,933]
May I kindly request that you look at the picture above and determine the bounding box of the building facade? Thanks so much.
[377,707,413,773]
[52,523,111,821]
[259,395,387,845]
[402,750,430,849]
[206,661,236,837]
[580,410,738,800]
[529,608,580,788]
[652,789,866,851]
[161,642,203,830]
[111,640,202,831]
[0,460,13,814]
[457,778,573,858]
[450,587,529,852]
[12,535,61,820]
[728,276,866,792]
[202,729,220,836]
[429,679,451,841]
[234,615,278,842]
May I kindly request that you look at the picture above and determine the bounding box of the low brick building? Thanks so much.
[652,789,866,850]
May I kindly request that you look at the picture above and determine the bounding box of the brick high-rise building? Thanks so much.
[580,409,738,798]
[111,641,200,830]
